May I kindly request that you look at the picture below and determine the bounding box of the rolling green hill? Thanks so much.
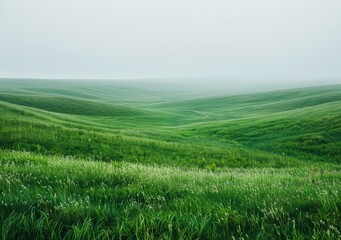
[0,79,340,239]
[1,80,339,165]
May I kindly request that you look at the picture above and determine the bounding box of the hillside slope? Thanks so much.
[1,80,341,239]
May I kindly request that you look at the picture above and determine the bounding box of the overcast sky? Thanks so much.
[0,0,340,87]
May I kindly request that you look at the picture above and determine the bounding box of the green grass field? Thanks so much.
[0,79,340,239]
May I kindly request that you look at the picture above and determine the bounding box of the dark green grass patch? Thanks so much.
[0,93,146,116]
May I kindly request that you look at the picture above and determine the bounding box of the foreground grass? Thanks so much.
[1,150,340,239]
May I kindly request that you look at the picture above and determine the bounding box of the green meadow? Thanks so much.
[0,79,340,239]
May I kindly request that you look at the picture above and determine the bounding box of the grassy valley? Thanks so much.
[0,79,340,239]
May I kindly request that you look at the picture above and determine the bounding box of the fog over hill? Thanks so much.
[1,77,340,97]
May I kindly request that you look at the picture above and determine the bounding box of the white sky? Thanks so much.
[0,0,341,86]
